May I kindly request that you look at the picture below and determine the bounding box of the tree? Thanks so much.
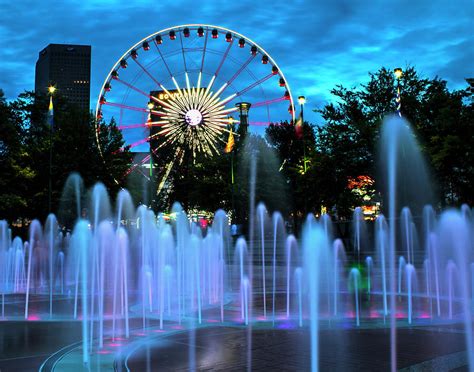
[0,90,35,222]
[315,66,474,215]
[3,90,132,223]
[265,121,316,220]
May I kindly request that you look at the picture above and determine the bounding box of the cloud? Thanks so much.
[0,0,472,126]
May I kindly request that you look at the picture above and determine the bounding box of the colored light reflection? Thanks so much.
[277,322,296,330]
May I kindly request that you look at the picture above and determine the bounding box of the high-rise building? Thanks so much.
[35,44,91,111]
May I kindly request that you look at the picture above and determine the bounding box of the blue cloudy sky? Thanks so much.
[0,0,472,124]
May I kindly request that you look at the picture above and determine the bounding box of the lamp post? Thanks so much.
[147,101,155,208]
[235,102,251,137]
[234,102,251,224]
[394,68,403,117]
[227,115,236,222]
[298,96,307,173]
[47,85,56,212]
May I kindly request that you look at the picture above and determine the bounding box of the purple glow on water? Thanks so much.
[369,310,381,319]
[277,322,296,330]
[418,312,432,319]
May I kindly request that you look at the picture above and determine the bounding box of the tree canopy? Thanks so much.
[0,90,131,225]
[266,67,473,220]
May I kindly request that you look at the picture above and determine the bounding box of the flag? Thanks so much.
[47,96,54,128]
[295,111,303,139]
[224,128,235,153]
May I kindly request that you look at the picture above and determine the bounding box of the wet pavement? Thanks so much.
[124,324,468,371]
[0,293,470,371]
[0,320,469,371]
[0,321,82,371]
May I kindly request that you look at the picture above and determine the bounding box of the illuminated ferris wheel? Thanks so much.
[95,24,295,185]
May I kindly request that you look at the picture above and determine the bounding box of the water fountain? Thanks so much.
[0,116,472,371]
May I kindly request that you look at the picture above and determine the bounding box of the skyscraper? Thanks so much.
[35,44,91,111]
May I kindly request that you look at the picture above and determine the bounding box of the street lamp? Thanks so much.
[147,101,156,207]
[47,85,56,212]
[394,68,403,117]
[298,96,308,174]
[394,68,403,80]
[235,102,251,137]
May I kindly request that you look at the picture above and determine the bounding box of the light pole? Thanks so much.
[47,85,56,212]
[234,102,251,224]
[227,116,236,222]
[147,101,155,208]
[394,68,403,117]
[298,96,307,173]
[235,102,251,137]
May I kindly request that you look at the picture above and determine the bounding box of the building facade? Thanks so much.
[35,44,91,111]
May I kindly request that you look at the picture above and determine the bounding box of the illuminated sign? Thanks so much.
[157,92,181,101]
[151,88,207,103]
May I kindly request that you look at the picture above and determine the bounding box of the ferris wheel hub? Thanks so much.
[185,109,203,126]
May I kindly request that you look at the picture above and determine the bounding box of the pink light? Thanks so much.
[108,342,122,347]
[27,315,40,321]
[207,319,219,323]
[369,310,381,319]
[153,329,166,333]
[395,312,406,319]
[256,316,267,321]
[170,325,184,330]
[97,350,112,355]
[418,312,432,319]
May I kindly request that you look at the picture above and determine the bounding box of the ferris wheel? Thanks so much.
[95,24,295,185]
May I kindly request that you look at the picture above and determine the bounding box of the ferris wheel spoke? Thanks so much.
[114,136,153,153]
[251,96,287,108]
[118,123,148,130]
[197,129,220,154]
[103,102,166,119]
[215,39,234,78]
[179,31,188,73]
[198,31,209,88]
[219,55,256,96]
[221,72,275,105]
[118,122,166,130]
[124,154,151,177]
[131,58,164,89]
[103,101,149,113]
[113,78,169,113]
[153,40,174,78]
